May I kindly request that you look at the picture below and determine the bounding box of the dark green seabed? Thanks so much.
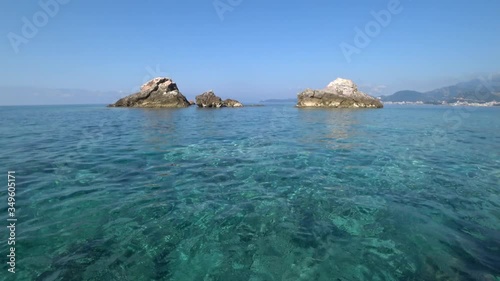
[0,104,499,280]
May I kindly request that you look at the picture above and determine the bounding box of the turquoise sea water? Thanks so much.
[0,104,499,281]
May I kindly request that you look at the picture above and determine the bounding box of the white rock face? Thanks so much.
[139,77,178,97]
[296,77,383,108]
[325,78,369,99]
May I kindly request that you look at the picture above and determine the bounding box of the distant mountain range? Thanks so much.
[383,75,500,103]
[260,98,297,103]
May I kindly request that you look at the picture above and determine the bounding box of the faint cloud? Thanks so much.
[360,84,387,96]
[60,93,74,98]
[0,86,121,105]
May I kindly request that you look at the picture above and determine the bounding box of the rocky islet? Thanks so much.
[110,77,382,109]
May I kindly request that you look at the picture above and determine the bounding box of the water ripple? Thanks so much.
[0,104,499,280]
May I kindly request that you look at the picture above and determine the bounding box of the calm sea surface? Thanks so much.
[0,104,499,281]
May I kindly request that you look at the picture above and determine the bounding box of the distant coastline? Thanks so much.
[381,75,500,105]
[383,101,500,107]
[260,98,297,103]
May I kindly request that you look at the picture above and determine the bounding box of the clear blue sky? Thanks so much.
[1,0,499,104]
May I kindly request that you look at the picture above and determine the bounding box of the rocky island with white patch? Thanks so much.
[109,77,190,108]
[109,77,244,108]
[297,78,383,108]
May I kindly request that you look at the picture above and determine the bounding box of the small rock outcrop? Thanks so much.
[195,91,243,108]
[297,78,383,108]
[196,91,224,108]
[223,99,244,107]
[109,77,190,108]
